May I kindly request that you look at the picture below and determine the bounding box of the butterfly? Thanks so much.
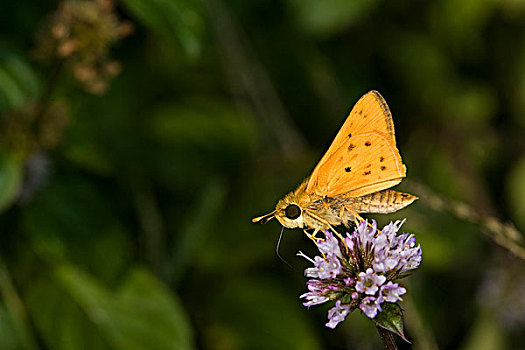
[252,90,417,241]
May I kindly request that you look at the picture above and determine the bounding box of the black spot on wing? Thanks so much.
[381,166,386,171]
[345,167,351,172]
[380,156,384,162]
[348,144,355,151]
[364,170,371,175]
[365,141,371,146]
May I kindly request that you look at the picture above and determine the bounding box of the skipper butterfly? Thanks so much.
[252,91,417,241]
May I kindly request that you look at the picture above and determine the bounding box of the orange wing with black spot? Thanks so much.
[306,91,407,198]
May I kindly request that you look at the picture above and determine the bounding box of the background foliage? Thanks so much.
[1,0,525,349]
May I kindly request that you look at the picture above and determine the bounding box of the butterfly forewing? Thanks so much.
[306,91,406,198]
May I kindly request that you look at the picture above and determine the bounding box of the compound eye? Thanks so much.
[284,204,301,219]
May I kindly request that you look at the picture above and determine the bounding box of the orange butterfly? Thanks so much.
[252,90,417,241]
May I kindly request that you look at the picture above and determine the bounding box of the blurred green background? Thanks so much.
[1,0,525,349]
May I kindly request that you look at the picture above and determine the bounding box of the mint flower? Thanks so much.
[356,268,387,295]
[304,255,342,279]
[360,296,383,318]
[299,220,422,332]
[380,282,406,303]
[326,300,352,329]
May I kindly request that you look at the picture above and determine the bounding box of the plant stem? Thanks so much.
[376,325,397,350]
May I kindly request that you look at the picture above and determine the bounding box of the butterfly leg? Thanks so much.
[317,220,349,254]
[303,229,331,258]
[346,207,383,234]
[327,224,345,242]
[313,219,345,243]
[303,229,323,246]
[309,225,339,243]
[342,205,376,229]
[303,210,345,245]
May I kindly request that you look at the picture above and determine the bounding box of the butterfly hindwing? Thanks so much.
[306,91,407,198]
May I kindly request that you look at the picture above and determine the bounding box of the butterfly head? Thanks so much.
[273,197,305,229]
[252,180,310,229]
[252,195,306,229]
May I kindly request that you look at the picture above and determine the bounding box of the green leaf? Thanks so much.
[148,98,256,188]
[443,82,497,125]
[0,258,39,350]
[22,176,132,281]
[374,302,409,343]
[0,66,26,110]
[0,49,40,111]
[25,271,109,350]
[168,177,227,283]
[56,265,196,350]
[121,0,204,58]
[0,305,24,350]
[150,99,255,150]
[431,0,496,50]
[206,277,322,350]
[287,0,379,37]
[118,269,195,350]
[62,141,116,176]
[0,152,23,213]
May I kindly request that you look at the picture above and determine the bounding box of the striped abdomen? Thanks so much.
[351,189,418,214]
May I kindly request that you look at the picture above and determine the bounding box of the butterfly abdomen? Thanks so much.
[351,189,417,214]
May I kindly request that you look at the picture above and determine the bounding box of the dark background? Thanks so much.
[1,0,525,349]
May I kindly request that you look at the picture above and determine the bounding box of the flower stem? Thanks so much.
[376,325,397,350]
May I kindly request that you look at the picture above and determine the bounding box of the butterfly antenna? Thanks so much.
[252,210,276,224]
[276,226,295,270]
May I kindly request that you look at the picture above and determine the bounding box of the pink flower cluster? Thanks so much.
[300,220,421,328]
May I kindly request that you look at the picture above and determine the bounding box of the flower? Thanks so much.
[326,301,352,329]
[356,268,386,295]
[299,219,422,329]
[317,231,343,258]
[300,280,333,306]
[380,281,406,302]
[301,292,330,307]
[360,296,382,318]
[305,255,342,279]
